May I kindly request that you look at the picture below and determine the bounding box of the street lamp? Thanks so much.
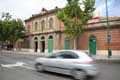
[105,0,112,58]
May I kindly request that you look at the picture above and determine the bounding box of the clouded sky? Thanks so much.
[95,0,120,16]
[0,0,120,20]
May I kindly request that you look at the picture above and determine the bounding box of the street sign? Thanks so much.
[107,34,111,41]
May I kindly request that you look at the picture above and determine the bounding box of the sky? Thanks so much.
[0,0,120,20]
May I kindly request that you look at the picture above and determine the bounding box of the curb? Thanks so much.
[91,55,120,62]
[95,59,120,62]
[1,50,120,62]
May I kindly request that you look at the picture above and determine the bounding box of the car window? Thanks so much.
[48,54,57,58]
[47,52,62,58]
[58,51,79,59]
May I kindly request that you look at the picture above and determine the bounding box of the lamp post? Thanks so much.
[105,0,112,58]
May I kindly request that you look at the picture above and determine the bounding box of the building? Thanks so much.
[21,7,120,56]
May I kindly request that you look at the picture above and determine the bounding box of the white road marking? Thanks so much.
[1,62,25,68]
[21,65,36,71]
[1,61,36,71]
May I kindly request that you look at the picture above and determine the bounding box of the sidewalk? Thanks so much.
[1,50,49,57]
[92,53,120,61]
[1,50,120,61]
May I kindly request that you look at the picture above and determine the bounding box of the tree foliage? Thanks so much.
[0,18,25,46]
[57,0,95,49]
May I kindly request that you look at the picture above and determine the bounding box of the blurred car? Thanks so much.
[35,50,98,80]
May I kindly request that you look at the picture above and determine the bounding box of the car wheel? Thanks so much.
[72,70,86,80]
[35,63,44,72]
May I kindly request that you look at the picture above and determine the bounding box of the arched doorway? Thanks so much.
[65,37,70,49]
[89,35,96,55]
[48,36,54,53]
[41,36,45,53]
[34,37,38,52]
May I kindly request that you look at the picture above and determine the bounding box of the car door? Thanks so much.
[54,51,79,74]
[43,53,61,71]
[44,52,70,74]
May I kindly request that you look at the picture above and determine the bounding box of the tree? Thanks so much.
[0,20,3,42]
[57,0,95,49]
[8,19,25,45]
[0,16,25,50]
[0,19,11,42]
[1,12,12,20]
[0,20,3,47]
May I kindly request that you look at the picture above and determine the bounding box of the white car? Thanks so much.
[35,50,98,80]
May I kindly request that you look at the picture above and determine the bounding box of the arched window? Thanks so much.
[41,36,45,39]
[34,37,38,41]
[49,35,53,39]
[41,36,45,41]
[41,20,45,31]
[49,18,53,28]
[34,22,38,31]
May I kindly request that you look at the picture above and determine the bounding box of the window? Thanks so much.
[41,20,45,31]
[48,55,56,58]
[58,51,79,59]
[49,18,53,28]
[48,52,61,58]
[34,22,38,31]
[34,37,38,40]
[48,51,79,59]
[27,25,30,32]
[49,35,53,39]
[41,36,45,41]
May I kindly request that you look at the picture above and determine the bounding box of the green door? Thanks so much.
[65,38,70,49]
[26,40,30,48]
[89,36,96,55]
[48,36,54,53]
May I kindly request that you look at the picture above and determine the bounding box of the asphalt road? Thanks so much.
[0,51,120,80]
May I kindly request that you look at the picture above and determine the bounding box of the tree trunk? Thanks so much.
[13,41,17,51]
[18,42,21,51]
